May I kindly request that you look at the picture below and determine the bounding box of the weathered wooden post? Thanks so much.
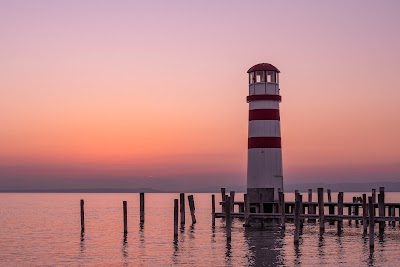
[279,191,285,229]
[308,189,315,222]
[299,194,304,228]
[259,193,264,213]
[390,206,395,227]
[337,192,343,233]
[180,193,185,225]
[225,196,232,241]
[368,196,374,249]
[348,204,352,225]
[174,199,178,238]
[354,203,359,225]
[80,199,85,232]
[188,195,196,224]
[318,188,325,231]
[211,194,215,227]
[372,189,376,204]
[362,194,368,234]
[123,201,128,234]
[140,192,145,223]
[294,192,300,244]
[378,187,385,232]
[327,189,332,203]
[230,191,235,213]
[244,193,250,227]
[221,188,226,212]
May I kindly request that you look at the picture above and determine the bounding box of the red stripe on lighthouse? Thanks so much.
[248,137,281,149]
[249,109,280,121]
[247,95,282,102]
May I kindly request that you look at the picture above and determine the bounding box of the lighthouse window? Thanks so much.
[266,71,276,83]
[255,71,264,83]
[249,72,255,84]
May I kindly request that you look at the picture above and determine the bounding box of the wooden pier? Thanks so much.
[214,187,400,249]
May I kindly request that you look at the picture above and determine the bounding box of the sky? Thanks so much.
[1,1,400,190]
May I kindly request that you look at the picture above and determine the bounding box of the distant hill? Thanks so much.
[0,188,164,193]
[1,181,399,193]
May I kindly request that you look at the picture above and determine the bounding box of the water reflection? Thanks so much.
[79,232,85,256]
[122,234,128,266]
[244,225,285,266]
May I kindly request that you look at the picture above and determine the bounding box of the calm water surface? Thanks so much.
[1,192,400,266]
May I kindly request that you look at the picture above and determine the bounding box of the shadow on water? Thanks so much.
[244,224,285,266]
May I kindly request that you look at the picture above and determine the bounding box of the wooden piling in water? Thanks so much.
[308,189,316,223]
[362,194,367,234]
[174,199,178,237]
[180,193,185,225]
[244,193,250,227]
[378,187,385,231]
[294,192,300,244]
[123,201,128,234]
[212,194,215,227]
[390,206,395,227]
[140,192,145,223]
[368,196,374,249]
[337,192,343,233]
[318,188,324,231]
[80,199,85,232]
[299,194,304,228]
[225,196,232,241]
[372,189,376,204]
[279,191,285,229]
[221,188,226,212]
[188,195,196,224]
[327,189,332,203]
[230,191,235,213]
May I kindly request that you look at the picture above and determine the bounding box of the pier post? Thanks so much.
[244,193,250,227]
[174,199,178,238]
[123,201,128,235]
[368,196,374,249]
[372,189,376,204]
[225,196,232,241]
[221,188,226,212]
[299,194,304,229]
[362,194,367,234]
[308,189,315,222]
[212,194,215,227]
[378,187,385,232]
[391,206,395,227]
[352,197,359,225]
[294,192,300,244]
[180,193,185,225]
[140,192,145,223]
[318,188,324,231]
[230,191,235,213]
[279,191,285,229]
[337,192,343,233]
[188,195,197,224]
[348,205,352,225]
[327,189,332,203]
[80,199,85,232]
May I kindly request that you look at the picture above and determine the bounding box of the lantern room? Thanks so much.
[248,63,280,84]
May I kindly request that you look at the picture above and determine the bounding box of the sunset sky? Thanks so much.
[1,1,400,190]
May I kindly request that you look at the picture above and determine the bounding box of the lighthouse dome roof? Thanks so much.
[247,63,280,73]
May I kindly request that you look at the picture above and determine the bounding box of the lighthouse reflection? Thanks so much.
[244,225,286,266]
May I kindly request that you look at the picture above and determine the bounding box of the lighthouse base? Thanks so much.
[247,187,278,213]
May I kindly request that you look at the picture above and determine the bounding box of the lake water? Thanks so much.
[1,192,400,266]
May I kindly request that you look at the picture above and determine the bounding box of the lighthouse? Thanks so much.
[246,63,283,210]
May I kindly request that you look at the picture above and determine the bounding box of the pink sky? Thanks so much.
[1,1,400,189]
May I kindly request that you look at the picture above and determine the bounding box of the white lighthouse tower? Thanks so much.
[246,63,283,210]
